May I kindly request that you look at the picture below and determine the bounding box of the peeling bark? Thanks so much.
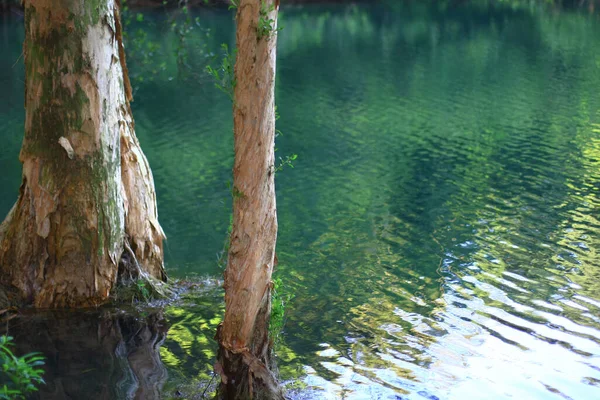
[217,0,284,398]
[115,0,166,282]
[120,110,166,281]
[0,0,165,308]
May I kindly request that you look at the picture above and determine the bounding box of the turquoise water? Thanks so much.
[2,2,600,399]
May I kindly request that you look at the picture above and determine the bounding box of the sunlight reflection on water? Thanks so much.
[1,1,600,399]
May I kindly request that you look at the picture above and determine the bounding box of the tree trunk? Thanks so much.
[216,0,284,398]
[0,0,165,308]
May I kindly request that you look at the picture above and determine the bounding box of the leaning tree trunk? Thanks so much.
[0,0,165,308]
[216,0,284,399]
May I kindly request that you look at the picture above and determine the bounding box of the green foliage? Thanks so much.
[274,106,296,173]
[172,5,204,72]
[275,154,298,173]
[112,278,151,303]
[136,279,151,301]
[0,336,45,400]
[229,0,239,10]
[269,277,293,344]
[225,180,246,201]
[257,0,281,40]
[275,105,283,138]
[231,186,246,201]
[205,44,237,101]
[122,0,166,85]
[112,274,174,304]
[122,0,210,85]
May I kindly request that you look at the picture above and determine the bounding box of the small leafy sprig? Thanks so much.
[257,0,282,40]
[0,336,45,400]
[275,154,298,173]
[206,44,237,101]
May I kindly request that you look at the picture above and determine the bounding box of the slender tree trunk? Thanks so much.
[216,0,283,398]
[0,0,165,308]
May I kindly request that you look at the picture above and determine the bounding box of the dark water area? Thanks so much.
[2,1,600,399]
[4,308,169,398]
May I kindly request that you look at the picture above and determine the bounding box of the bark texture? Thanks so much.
[216,0,284,398]
[0,0,165,308]
[115,0,166,281]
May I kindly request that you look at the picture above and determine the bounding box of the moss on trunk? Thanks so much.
[0,0,166,308]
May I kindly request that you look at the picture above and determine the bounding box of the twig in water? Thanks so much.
[201,372,217,398]
[12,51,23,68]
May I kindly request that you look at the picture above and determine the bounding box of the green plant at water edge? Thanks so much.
[206,44,237,101]
[123,277,160,303]
[257,0,282,40]
[0,336,45,400]
[136,279,151,301]
[111,273,173,304]
[269,277,293,344]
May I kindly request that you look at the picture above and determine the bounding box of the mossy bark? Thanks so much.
[216,0,284,398]
[0,0,165,308]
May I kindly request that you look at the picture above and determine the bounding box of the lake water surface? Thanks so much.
[1,2,600,399]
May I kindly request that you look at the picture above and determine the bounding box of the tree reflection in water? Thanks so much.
[1,309,168,400]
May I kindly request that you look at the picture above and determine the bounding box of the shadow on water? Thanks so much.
[1,309,168,399]
[0,283,224,400]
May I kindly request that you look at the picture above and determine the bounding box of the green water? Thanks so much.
[2,2,600,399]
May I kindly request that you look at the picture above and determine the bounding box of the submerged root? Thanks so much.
[113,239,174,303]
